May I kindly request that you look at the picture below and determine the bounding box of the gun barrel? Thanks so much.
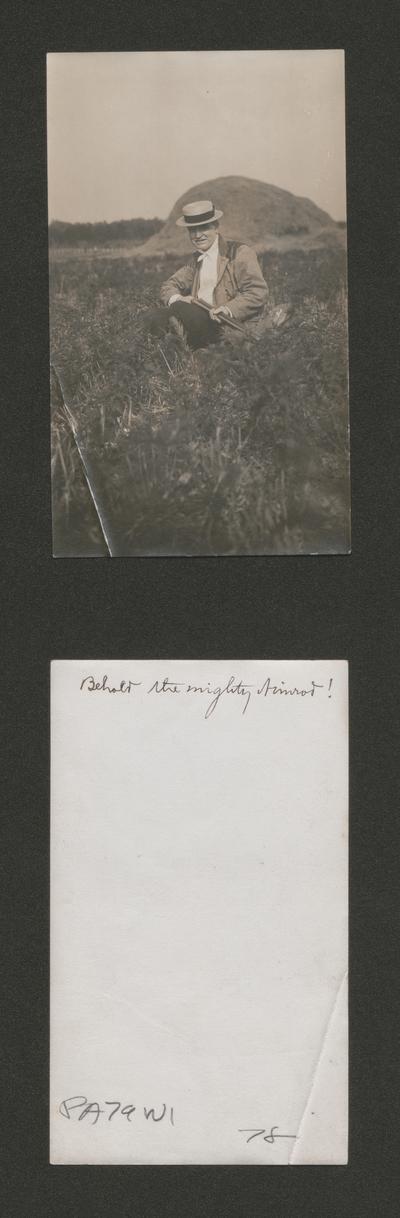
[193,298,259,340]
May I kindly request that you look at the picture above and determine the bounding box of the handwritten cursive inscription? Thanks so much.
[148,674,255,718]
[80,675,141,695]
[79,672,332,719]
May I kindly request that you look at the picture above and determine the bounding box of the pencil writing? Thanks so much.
[239,1125,297,1145]
[59,1096,174,1127]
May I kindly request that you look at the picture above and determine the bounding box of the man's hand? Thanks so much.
[209,305,232,323]
[168,294,193,306]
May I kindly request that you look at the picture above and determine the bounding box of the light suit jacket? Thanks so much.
[160,235,268,323]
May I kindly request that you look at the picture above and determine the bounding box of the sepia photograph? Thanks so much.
[47,50,350,556]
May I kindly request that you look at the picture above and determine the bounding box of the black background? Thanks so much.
[2,1,399,1214]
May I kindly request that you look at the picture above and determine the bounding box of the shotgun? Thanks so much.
[191,297,261,342]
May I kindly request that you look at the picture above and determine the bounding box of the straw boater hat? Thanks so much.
[176,199,223,228]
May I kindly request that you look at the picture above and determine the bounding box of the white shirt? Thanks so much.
[168,236,223,309]
[196,235,219,305]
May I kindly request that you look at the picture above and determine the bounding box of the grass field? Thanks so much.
[49,242,350,556]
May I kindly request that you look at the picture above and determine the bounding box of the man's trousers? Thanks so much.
[144,300,222,350]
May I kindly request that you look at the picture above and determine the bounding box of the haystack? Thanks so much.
[134,175,342,257]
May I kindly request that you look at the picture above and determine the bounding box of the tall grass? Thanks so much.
[50,247,350,555]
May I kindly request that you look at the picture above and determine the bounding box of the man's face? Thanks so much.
[189,223,219,253]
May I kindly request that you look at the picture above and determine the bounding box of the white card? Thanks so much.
[50,660,348,1164]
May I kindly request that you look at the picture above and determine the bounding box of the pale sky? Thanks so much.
[47,51,346,223]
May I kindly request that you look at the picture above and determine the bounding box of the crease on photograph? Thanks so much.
[51,362,112,556]
[290,969,348,1164]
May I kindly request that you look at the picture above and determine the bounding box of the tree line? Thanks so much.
[49,218,164,246]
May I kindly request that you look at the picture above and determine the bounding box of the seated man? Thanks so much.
[145,199,268,350]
